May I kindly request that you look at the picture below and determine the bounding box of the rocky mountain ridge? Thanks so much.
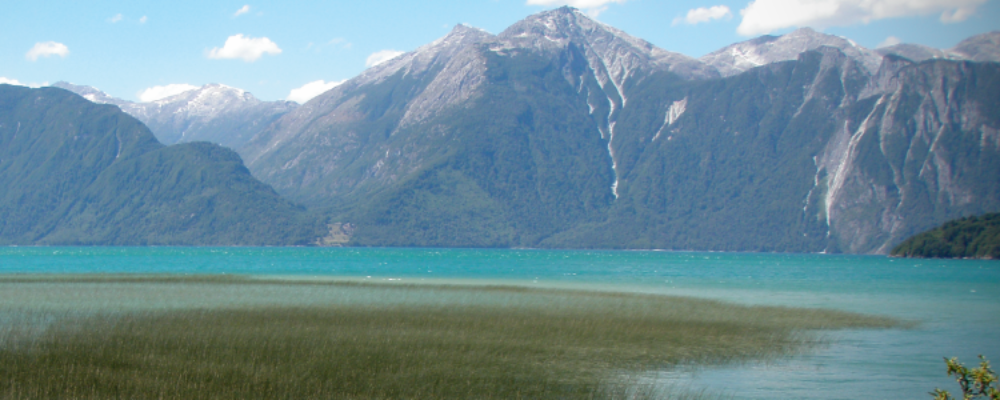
[236,7,999,253]
[875,31,1000,62]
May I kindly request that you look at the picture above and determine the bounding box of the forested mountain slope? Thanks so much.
[0,84,321,245]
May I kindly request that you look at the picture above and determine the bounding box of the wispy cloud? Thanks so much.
[234,5,251,17]
[939,6,976,23]
[207,34,282,62]
[737,0,987,36]
[139,16,148,24]
[26,41,69,61]
[673,5,732,25]
[137,84,199,102]
[877,36,902,48]
[287,79,346,103]
[108,13,123,23]
[365,49,404,67]
[329,37,352,50]
[525,0,625,8]
[525,0,627,17]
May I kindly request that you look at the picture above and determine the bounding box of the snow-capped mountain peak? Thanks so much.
[498,7,657,61]
[701,27,883,77]
[147,84,258,117]
[52,81,296,149]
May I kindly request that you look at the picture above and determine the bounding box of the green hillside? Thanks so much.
[891,213,1000,259]
[0,84,322,245]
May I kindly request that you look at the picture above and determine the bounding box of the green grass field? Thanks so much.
[0,276,903,399]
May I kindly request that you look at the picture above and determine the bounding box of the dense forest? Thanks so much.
[891,213,1000,259]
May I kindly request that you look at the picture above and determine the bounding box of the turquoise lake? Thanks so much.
[1,247,998,399]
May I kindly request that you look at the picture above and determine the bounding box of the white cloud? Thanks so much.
[139,16,148,24]
[25,41,69,61]
[585,6,609,17]
[108,13,123,23]
[0,77,25,86]
[0,77,46,88]
[877,36,902,48]
[207,34,282,62]
[234,5,251,17]
[137,83,199,102]
[287,79,346,103]
[940,6,976,23]
[526,0,625,8]
[674,5,732,25]
[366,49,404,67]
[525,0,627,17]
[737,0,987,36]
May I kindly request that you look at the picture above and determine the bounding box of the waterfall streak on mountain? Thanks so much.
[653,98,687,141]
[825,95,885,229]
[803,156,820,215]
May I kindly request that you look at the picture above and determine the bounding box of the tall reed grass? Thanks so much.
[0,275,902,399]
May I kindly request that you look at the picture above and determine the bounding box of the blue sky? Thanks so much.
[2,0,997,103]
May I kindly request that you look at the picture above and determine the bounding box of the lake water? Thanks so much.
[1,247,998,399]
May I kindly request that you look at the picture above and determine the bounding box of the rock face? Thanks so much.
[242,7,999,253]
[821,59,1000,252]
[52,82,297,150]
[0,84,320,245]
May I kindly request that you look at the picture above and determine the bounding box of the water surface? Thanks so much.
[1,247,997,399]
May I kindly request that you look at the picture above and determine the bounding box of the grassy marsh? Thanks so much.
[0,275,902,399]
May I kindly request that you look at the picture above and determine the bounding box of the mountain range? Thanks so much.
[24,7,1000,252]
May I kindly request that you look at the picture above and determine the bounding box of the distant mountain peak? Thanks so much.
[53,81,296,149]
[950,31,1000,62]
[701,27,883,77]
[151,83,256,107]
[875,43,960,63]
[870,31,999,63]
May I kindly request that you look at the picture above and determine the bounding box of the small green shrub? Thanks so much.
[932,355,999,400]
